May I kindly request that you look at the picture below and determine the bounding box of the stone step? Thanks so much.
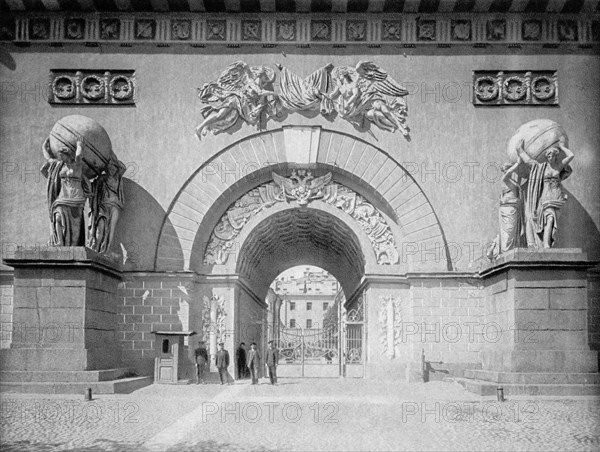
[464,369,600,385]
[0,376,153,394]
[453,377,600,397]
[0,368,137,383]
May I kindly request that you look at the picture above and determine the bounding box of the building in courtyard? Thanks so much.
[272,266,339,330]
[0,1,599,395]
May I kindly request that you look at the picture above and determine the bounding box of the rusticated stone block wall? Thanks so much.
[589,271,600,350]
[410,279,485,365]
[117,274,193,375]
[0,273,14,349]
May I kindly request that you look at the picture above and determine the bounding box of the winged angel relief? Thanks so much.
[196,61,410,139]
[195,61,281,139]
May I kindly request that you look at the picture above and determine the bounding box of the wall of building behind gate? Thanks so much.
[1,48,599,273]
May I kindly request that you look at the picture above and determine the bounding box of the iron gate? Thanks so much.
[343,295,365,377]
[275,325,340,377]
[274,295,365,378]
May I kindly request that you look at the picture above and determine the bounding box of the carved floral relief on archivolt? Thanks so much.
[203,170,399,267]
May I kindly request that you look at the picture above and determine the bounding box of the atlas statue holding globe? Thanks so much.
[488,119,575,259]
[40,115,126,257]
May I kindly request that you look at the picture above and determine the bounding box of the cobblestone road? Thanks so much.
[1,379,599,451]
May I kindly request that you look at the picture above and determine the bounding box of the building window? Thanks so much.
[290,319,296,328]
[290,302,296,311]
[323,302,329,311]
[307,302,312,310]
[306,319,312,329]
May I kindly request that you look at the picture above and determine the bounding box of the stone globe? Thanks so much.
[506,119,568,165]
[48,115,117,179]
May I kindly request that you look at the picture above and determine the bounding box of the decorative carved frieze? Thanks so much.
[417,19,436,41]
[171,19,191,40]
[451,20,472,41]
[4,14,597,46]
[207,20,227,41]
[311,20,332,41]
[473,71,558,106]
[48,70,136,105]
[382,21,401,41]
[486,20,506,42]
[65,18,85,40]
[203,172,399,266]
[196,61,409,139]
[379,296,402,359]
[242,20,261,41]
[135,19,156,40]
[276,20,296,42]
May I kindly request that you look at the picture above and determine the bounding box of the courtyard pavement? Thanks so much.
[1,377,599,452]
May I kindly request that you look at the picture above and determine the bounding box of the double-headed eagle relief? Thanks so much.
[196,61,410,140]
[273,169,332,206]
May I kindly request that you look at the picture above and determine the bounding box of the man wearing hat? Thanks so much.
[215,341,230,385]
[236,342,248,379]
[265,340,279,385]
[194,340,209,384]
[247,342,261,385]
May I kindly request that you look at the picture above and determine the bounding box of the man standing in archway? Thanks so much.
[266,340,279,385]
[215,342,230,385]
[236,342,248,379]
[247,342,260,385]
[194,340,208,384]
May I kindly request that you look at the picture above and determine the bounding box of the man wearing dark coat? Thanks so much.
[265,340,279,385]
[215,342,230,385]
[236,342,248,379]
[194,340,209,384]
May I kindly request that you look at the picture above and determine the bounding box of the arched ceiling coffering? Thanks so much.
[236,208,365,301]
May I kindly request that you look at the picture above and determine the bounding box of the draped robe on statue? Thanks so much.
[41,159,91,246]
[525,161,571,248]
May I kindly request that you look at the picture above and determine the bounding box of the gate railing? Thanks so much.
[275,326,339,365]
[343,294,365,365]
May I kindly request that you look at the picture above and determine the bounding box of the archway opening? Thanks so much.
[264,265,346,379]
[234,207,367,378]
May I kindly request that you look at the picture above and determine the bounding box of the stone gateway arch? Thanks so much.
[152,126,451,379]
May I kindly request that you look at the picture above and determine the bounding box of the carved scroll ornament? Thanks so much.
[473,71,558,106]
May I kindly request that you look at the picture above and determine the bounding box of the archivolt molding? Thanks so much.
[154,127,450,273]
[204,169,399,266]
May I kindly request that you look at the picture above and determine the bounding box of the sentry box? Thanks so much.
[151,330,196,384]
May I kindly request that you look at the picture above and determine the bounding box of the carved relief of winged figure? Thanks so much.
[273,169,332,205]
[195,61,281,139]
[328,61,410,139]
